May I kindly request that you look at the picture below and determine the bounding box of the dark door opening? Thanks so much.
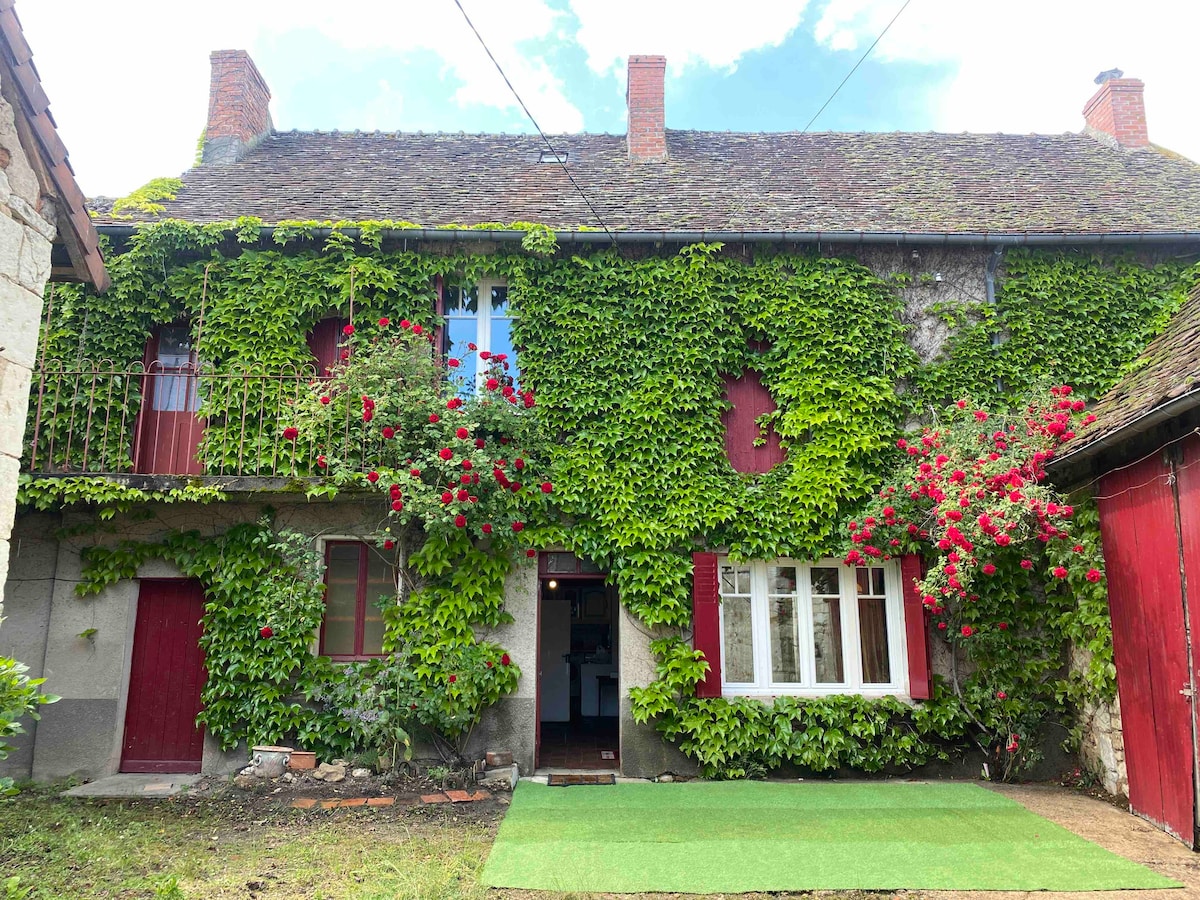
[537,574,619,769]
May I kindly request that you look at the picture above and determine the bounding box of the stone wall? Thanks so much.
[1072,647,1127,795]
[0,70,56,603]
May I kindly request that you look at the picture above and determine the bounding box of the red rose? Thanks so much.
[260,626,273,639]
[1072,544,1084,553]
[514,458,525,470]
[1020,559,1032,569]
[468,342,477,351]
[526,549,536,558]
[384,539,395,550]
[511,521,525,532]
[439,448,453,460]
[392,500,404,511]
[998,622,1008,630]
[362,410,373,423]
[996,690,1007,699]
[540,482,553,494]
[1052,566,1068,579]
[410,468,421,477]
[480,351,492,360]
[448,674,457,683]
[500,653,511,666]
[454,515,467,528]
[441,491,453,504]
[429,413,440,424]
[343,324,355,336]
[382,426,396,439]
[447,397,463,410]
[961,625,974,637]
[511,482,522,493]
[412,324,423,335]
[502,386,515,398]
[378,317,390,327]
[319,396,331,405]
[399,319,411,329]
[340,349,350,360]
[974,410,988,422]
[1006,734,1020,753]
[482,523,493,534]
[982,563,996,575]
[456,489,469,501]
[456,427,469,439]
[367,471,380,483]
[474,438,486,449]
[937,621,947,631]
[1086,568,1102,582]
[462,459,473,471]
[316,455,327,468]
[448,358,461,368]
[459,474,471,485]
[283,426,299,441]
[486,378,500,391]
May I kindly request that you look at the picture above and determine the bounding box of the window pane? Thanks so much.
[769,596,802,682]
[490,285,509,314]
[490,314,519,385]
[546,552,577,573]
[445,318,478,392]
[445,285,479,314]
[859,596,892,684]
[812,597,845,683]
[811,567,839,596]
[722,596,754,683]
[153,327,199,412]
[768,565,797,594]
[872,568,886,595]
[363,552,394,656]
[720,565,750,595]
[323,545,360,656]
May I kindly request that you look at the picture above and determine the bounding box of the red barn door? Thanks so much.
[1177,433,1200,832]
[1098,453,1196,845]
[120,579,207,773]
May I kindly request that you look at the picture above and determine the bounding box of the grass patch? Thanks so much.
[0,788,493,900]
[482,781,1179,893]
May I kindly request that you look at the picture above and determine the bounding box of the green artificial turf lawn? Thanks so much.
[481,780,1180,893]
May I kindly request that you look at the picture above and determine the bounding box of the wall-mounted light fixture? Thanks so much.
[547,579,559,590]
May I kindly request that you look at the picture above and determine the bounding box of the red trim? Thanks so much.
[320,541,387,662]
[900,554,932,700]
[692,551,722,698]
[537,551,610,579]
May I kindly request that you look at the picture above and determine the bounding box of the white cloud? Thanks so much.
[569,0,811,75]
[812,0,1200,160]
[16,0,581,195]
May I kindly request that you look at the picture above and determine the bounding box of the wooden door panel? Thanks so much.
[121,580,207,773]
[1177,433,1200,840]
[135,328,205,475]
[1098,455,1195,845]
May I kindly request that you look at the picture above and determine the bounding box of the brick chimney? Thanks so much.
[627,55,667,162]
[201,50,273,165]
[1082,70,1148,149]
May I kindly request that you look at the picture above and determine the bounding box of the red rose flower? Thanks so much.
[378,317,390,327]
[937,621,948,631]
[366,471,380,483]
[526,549,536,558]
[340,349,350,360]
[1020,559,1032,569]
[441,491,453,504]
[512,521,525,532]
[1086,568,1102,582]
[514,458,525,470]
[1052,566,1068,579]
[456,427,469,439]
[996,690,1007,699]
[319,395,331,405]
[447,397,463,410]
[482,523,493,534]
[260,626,273,638]
[961,625,974,637]
[316,455,327,468]
[486,378,500,391]
[362,410,373,423]
[468,342,477,351]
[439,448,453,460]
[456,489,469,501]
[454,514,467,528]
[982,563,996,575]
[501,653,511,666]
[382,426,396,439]
[283,426,299,441]
[343,324,355,336]
[998,622,1008,630]
[409,467,421,477]
[429,413,441,424]
[412,324,423,335]
[540,482,553,494]
[448,358,461,368]
[459,474,471,484]
[392,500,404,511]
[384,539,395,550]
[448,674,457,683]
[511,482,522,493]
[399,319,411,329]
[462,459,473,471]
[480,351,492,360]
[1006,734,1019,753]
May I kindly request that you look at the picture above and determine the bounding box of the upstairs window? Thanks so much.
[718,558,904,696]
[442,278,517,391]
[320,541,394,660]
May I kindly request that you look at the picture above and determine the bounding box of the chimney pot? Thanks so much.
[627,55,667,162]
[202,50,273,165]
[1083,72,1148,149]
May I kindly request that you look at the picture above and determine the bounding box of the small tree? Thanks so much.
[0,655,56,794]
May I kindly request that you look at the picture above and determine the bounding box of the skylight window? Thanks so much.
[539,150,568,164]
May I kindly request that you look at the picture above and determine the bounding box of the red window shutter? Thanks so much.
[900,554,932,700]
[692,551,722,698]
[721,369,785,473]
[307,317,345,376]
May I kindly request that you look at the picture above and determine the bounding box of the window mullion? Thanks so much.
[842,564,864,691]
[753,562,770,690]
[799,563,815,688]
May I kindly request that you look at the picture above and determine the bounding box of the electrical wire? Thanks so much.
[801,0,914,133]
[450,0,619,247]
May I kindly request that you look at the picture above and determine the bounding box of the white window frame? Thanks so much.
[717,557,909,699]
[444,277,514,392]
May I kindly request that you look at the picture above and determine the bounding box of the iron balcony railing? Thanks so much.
[25,361,372,478]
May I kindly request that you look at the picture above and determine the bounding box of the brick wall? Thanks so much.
[627,55,667,162]
[1083,78,1148,149]
[202,50,272,165]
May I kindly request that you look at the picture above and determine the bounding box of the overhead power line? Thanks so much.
[450,0,619,246]
[801,0,914,133]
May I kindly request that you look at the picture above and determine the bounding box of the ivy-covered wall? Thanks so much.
[10,219,1200,783]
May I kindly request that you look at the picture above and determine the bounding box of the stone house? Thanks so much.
[3,49,1200,786]
[0,0,106,597]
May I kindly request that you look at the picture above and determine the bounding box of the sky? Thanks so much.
[18,0,1200,198]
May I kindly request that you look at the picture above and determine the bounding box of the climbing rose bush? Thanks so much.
[845,386,1107,779]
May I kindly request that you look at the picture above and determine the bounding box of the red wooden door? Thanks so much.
[121,579,207,773]
[135,326,205,475]
[721,369,784,473]
[1176,433,1200,832]
[1098,453,1196,845]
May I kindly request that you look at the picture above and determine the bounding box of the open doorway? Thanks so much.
[537,553,619,769]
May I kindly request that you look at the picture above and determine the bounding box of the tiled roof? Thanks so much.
[1061,285,1200,460]
[93,130,1200,235]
